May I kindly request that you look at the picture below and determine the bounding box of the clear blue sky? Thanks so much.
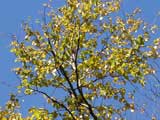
[0,0,64,115]
[0,0,160,119]
[0,0,46,103]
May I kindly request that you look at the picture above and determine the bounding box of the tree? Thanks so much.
[1,0,160,119]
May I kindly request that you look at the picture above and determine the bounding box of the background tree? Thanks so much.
[0,0,160,119]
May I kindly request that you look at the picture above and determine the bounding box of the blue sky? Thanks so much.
[0,0,65,115]
[0,0,160,119]
[0,1,50,114]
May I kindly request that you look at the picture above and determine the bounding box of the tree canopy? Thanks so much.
[0,0,160,120]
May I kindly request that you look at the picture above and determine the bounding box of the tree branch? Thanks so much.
[46,36,78,99]
[31,88,76,120]
[74,30,98,120]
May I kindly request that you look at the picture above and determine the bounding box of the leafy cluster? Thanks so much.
[1,0,160,120]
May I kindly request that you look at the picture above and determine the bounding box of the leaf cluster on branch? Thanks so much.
[1,0,160,120]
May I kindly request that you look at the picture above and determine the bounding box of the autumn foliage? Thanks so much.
[0,0,160,120]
